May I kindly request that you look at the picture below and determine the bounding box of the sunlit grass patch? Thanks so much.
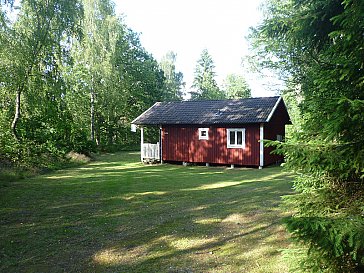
[194,218,222,225]
[0,151,294,273]
[187,181,243,190]
[169,236,218,250]
[46,175,74,179]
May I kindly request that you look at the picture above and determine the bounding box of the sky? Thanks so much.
[114,0,281,98]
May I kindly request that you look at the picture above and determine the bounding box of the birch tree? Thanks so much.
[160,51,185,101]
[0,0,81,141]
[222,74,251,99]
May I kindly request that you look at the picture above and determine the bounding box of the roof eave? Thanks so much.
[131,102,160,125]
[265,96,282,122]
[143,120,266,126]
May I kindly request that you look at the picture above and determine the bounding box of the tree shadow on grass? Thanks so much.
[0,152,294,273]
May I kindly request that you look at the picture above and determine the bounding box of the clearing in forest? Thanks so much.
[0,152,294,273]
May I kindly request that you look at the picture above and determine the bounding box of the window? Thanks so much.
[277,134,283,142]
[198,128,209,140]
[227,128,245,148]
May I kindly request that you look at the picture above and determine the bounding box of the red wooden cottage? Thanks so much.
[131,96,291,168]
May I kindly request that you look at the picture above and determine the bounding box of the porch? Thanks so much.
[132,125,161,163]
[142,143,160,163]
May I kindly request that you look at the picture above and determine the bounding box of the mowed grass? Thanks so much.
[0,152,294,273]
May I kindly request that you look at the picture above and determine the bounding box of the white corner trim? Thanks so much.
[159,126,163,163]
[131,102,160,125]
[140,126,144,162]
[259,123,264,167]
[266,96,282,122]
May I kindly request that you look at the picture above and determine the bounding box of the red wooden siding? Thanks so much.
[162,124,260,166]
[263,100,291,165]
[161,99,290,167]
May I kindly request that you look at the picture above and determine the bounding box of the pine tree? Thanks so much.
[191,49,225,100]
[250,0,364,271]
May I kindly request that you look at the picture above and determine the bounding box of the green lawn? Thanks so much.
[0,152,294,273]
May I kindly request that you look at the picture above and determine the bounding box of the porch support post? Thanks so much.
[259,123,264,169]
[140,126,144,162]
[159,125,163,164]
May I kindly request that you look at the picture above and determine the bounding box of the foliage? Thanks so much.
[159,51,185,101]
[222,73,251,99]
[0,0,169,170]
[190,49,225,100]
[250,0,364,271]
[63,0,164,149]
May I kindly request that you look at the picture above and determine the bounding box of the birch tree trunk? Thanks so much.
[11,89,21,141]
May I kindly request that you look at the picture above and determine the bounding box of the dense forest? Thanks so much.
[250,0,364,271]
[0,0,184,173]
[0,0,252,174]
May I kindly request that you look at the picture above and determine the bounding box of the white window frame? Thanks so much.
[198,128,209,140]
[227,128,246,149]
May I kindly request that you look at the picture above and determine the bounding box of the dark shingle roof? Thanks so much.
[132,96,283,125]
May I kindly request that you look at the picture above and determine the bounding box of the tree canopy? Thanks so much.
[250,0,364,271]
[190,49,225,100]
[159,51,185,101]
[0,0,169,167]
[222,74,251,99]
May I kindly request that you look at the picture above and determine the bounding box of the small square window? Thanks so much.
[198,128,209,140]
[277,135,283,142]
